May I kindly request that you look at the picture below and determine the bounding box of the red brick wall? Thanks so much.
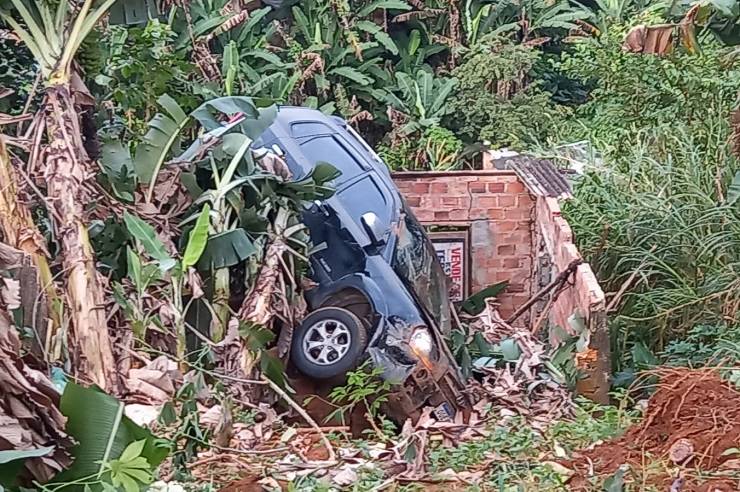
[393,170,535,321]
[534,197,610,403]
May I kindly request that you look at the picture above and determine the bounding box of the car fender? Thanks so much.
[305,273,389,320]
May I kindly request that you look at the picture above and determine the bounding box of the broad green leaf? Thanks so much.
[0,446,54,464]
[408,29,421,56]
[122,212,175,271]
[355,21,398,54]
[135,95,189,188]
[461,281,508,315]
[261,351,289,390]
[238,104,278,141]
[0,446,54,465]
[237,7,272,43]
[329,66,373,86]
[417,70,434,114]
[197,228,257,270]
[395,71,416,102]
[126,247,142,290]
[430,78,457,116]
[182,204,211,269]
[55,383,168,481]
[158,94,187,124]
[191,96,260,131]
[118,440,146,463]
[357,0,411,17]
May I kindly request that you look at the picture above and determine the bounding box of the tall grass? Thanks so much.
[563,119,740,364]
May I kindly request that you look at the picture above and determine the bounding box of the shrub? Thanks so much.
[446,38,569,148]
[563,121,740,362]
[557,28,740,152]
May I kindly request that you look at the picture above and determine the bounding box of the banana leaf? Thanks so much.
[54,383,168,482]
[197,228,257,270]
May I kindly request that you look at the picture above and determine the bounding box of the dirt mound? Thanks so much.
[568,368,740,491]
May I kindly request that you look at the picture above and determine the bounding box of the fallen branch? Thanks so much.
[261,375,337,462]
[506,259,582,325]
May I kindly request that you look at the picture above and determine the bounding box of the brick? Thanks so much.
[497,195,517,207]
[517,194,535,207]
[434,211,450,220]
[506,181,526,193]
[411,183,430,194]
[502,207,532,220]
[449,209,469,220]
[503,258,521,269]
[406,196,421,207]
[497,221,518,232]
[470,182,487,193]
[476,196,498,208]
[442,196,461,206]
[508,283,526,293]
[486,209,507,220]
[487,182,505,193]
[468,208,490,220]
[497,244,516,256]
[431,182,448,193]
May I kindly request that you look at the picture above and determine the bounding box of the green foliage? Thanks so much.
[378,70,458,135]
[378,125,463,171]
[0,37,36,114]
[447,38,568,148]
[55,383,168,484]
[326,362,393,426]
[548,391,639,453]
[97,21,195,130]
[564,118,740,364]
[558,29,740,151]
[662,323,740,367]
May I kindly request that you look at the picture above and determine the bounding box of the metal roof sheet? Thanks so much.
[503,155,573,199]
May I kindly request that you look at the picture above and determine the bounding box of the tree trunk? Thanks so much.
[0,134,59,355]
[43,84,120,393]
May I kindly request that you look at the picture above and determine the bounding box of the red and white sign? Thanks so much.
[432,238,466,302]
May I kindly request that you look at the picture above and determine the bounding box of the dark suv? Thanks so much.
[254,107,468,420]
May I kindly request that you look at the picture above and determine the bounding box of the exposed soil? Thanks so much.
[567,368,740,491]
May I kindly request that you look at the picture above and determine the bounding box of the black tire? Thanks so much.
[290,307,368,379]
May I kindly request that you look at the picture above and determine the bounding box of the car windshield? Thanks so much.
[391,209,452,334]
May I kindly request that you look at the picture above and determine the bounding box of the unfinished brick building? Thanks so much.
[393,154,610,402]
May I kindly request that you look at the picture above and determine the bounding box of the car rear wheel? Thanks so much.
[290,307,368,379]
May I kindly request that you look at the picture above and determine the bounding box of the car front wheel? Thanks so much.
[290,307,368,379]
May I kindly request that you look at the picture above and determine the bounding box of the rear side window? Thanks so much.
[290,122,333,138]
[299,136,366,184]
[336,176,392,234]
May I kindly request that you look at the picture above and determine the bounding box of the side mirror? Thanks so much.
[361,212,385,246]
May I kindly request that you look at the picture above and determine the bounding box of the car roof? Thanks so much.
[257,106,346,142]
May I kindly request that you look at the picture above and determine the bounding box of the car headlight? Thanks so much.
[409,326,433,359]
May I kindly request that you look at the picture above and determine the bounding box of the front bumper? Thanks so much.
[367,316,470,423]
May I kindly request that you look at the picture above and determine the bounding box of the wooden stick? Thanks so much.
[262,375,337,462]
[506,259,582,325]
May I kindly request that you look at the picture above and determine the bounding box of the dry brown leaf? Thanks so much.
[1,277,20,311]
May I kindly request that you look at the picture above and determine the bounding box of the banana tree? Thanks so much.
[377,69,458,135]
[1,0,120,391]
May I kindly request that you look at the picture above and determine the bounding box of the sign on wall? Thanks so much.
[429,231,469,302]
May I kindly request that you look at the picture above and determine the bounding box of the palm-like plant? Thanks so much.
[378,69,457,135]
[1,0,119,391]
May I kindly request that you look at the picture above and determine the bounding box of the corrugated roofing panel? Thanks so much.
[503,156,573,199]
